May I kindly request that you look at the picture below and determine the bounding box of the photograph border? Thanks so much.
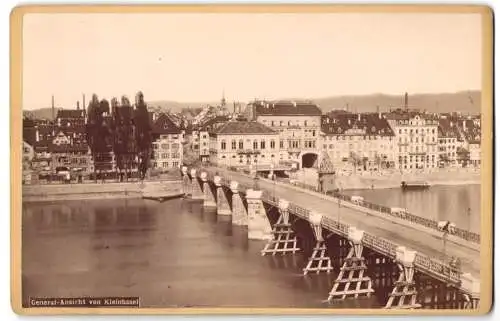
[10,3,494,315]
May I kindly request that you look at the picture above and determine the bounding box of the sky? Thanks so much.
[22,12,483,110]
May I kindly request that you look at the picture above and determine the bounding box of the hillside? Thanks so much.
[312,91,481,114]
[23,91,482,119]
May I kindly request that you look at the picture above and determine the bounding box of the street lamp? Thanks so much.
[437,220,457,264]
[337,182,343,226]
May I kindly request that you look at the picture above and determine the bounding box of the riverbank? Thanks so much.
[22,180,183,202]
[333,169,481,190]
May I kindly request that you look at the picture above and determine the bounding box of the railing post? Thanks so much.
[230,181,247,226]
[328,227,374,300]
[190,168,203,200]
[261,199,300,256]
[246,189,272,240]
[385,246,421,309]
[200,171,216,208]
[303,211,333,275]
[214,175,231,215]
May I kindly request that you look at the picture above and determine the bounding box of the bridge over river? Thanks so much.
[182,165,480,310]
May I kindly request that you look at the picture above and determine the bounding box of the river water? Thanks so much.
[22,185,477,309]
[343,185,481,233]
[22,198,381,309]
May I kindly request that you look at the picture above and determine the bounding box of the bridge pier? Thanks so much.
[246,189,273,240]
[190,169,203,200]
[384,246,421,309]
[214,176,231,216]
[230,181,247,226]
[200,172,216,208]
[261,199,300,256]
[328,227,374,300]
[182,166,191,196]
[303,211,333,275]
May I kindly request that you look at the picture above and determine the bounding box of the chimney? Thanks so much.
[358,113,361,121]
[404,92,408,110]
[76,101,80,110]
[35,128,40,142]
[83,94,86,109]
[51,95,55,120]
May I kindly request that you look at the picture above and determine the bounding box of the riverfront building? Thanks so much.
[385,110,440,170]
[245,100,322,168]
[320,111,397,174]
[151,114,183,170]
[209,120,279,167]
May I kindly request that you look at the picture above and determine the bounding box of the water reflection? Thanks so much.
[344,185,480,232]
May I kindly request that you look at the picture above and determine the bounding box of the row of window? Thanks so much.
[153,143,180,150]
[264,120,317,127]
[399,136,436,143]
[153,161,180,168]
[398,127,436,135]
[154,152,181,159]
[398,155,436,162]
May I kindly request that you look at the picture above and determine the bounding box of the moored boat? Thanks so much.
[401,181,430,190]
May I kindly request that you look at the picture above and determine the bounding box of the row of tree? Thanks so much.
[85,91,152,181]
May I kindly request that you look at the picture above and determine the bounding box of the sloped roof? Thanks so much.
[216,120,276,135]
[321,113,395,136]
[50,143,89,153]
[438,119,461,138]
[151,113,181,135]
[251,100,322,116]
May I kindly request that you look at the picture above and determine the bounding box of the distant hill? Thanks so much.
[312,91,481,114]
[23,91,482,120]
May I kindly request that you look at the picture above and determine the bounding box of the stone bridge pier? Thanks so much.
[182,168,480,310]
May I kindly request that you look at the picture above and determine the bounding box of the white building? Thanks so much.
[245,100,322,168]
[386,110,439,170]
[209,120,280,168]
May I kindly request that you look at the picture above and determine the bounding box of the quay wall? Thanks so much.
[22,180,183,202]
[332,169,480,190]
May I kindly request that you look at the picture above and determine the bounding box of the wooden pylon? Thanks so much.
[328,245,374,300]
[384,268,421,309]
[261,208,300,256]
[302,240,333,275]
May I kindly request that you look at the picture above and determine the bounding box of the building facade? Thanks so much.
[151,114,183,170]
[209,120,280,168]
[321,112,397,173]
[386,110,439,170]
[246,100,322,168]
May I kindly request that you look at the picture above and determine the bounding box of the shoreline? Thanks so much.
[22,180,183,203]
[332,170,480,191]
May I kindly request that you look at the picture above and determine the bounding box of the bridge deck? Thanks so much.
[206,166,480,281]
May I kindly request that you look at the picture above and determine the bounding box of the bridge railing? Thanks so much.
[205,168,464,286]
[212,167,480,244]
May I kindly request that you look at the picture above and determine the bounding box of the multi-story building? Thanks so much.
[245,100,322,168]
[22,141,34,171]
[320,112,396,173]
[209,120,280,168]
[457,117,481,167]
[437,118,460,167]
[151,114,183,170]
[50,144,91,173]
[386,109,439,170]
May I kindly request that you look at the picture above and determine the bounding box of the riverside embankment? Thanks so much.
[22,180,183,202]
[332,168,480,190]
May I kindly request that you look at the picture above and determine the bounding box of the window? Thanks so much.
[221,140,226,150]
[260,140,265,149]
[279,140,284,148]
[231,140,236,150]
[312,130,316,137]
[270,140,275,149]
[304,120,308,126]
[253,140,258,150]
[271,121,274,126]
[162,162,168,168]
[238,139,243,149]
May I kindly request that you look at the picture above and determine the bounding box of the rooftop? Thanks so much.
[321,113,395,136]
[216,120,276,135]
[250,100,322,116]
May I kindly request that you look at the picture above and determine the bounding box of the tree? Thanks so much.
[112,96,137,182]
[86,94,102,182]
[134,91,152,180]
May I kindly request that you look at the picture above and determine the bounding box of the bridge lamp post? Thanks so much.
[337,182,343,226]
[437,220,457,264]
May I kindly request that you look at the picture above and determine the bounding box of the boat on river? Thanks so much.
[401,181,430,191]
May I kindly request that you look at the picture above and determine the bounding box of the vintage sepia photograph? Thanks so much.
[12,5,493,314]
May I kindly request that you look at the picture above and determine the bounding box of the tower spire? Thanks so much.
[221,89,226,108]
